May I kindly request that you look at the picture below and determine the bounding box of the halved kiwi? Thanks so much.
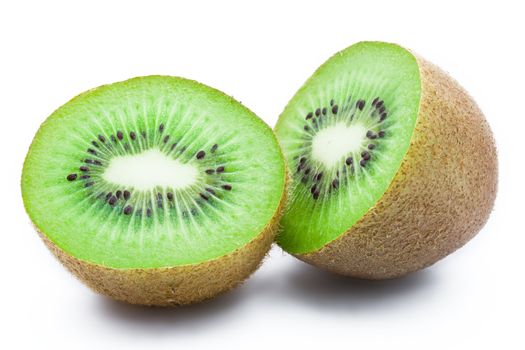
[275,41,497,279]
[22,76,286,305]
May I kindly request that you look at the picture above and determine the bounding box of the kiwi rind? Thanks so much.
[278,44,497,279]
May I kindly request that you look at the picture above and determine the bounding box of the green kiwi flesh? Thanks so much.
[22,76,286,271]
[275,42,421,254]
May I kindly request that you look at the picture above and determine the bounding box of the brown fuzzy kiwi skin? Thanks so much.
[295,54,498,279]
[36,185,286,307]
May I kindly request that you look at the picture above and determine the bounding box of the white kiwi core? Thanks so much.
[311,122,366,168]
[102,148,198,191]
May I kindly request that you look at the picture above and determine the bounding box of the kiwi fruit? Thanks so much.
[274,41,497,279]
[21,76,286,305]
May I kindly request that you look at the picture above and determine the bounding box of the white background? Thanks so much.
[1,1,524,349]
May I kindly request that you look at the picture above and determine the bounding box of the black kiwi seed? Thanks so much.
[316,172,323,181]
[108,196,117,206]
[380,112,387,122]
[216,166,225,173]
[163,135,170,144]
[322,107,327,115]
[330,99,335,106]
[205,188,215,195]
[315,108,321,116]
[116,190,122,199]
[205,169,215,174]
[360,159,367,167]
[299,157,306,164]
[332,105,339,114]
[366,130,377,139]
[378,106,386,114]
[146,208,152,217]
[310,185,317,194]
[110,135,117,143]
[91,141,99,148]
[378,130,386,138]
[98,134,106,143]
[332,179,339,189]
[130,131,136,140]
[170,142,177,151]
[346,157,353,165]
[368,144,376,150]
[123,190,131,200]
[199,193,209,201]
[306,112,313,120]
[123,206,133,215]
[304,168,311,175]
[304,125,310,131]
[222,184,232,191]
[313,190,320,200]
[66,174,77,181]
[159,124,164,133]
[210,144,218,153]
[117,131,123,140]
[79,166,89,172]
[87,148,97,155]
[372,97,379,106]
[167,192,174,201]
[376,100,384,108]
[80,175,90,180]
[196,150,206,159]
[361,151,371,160]
[356,99,365,110]
[105,192,112,200]
[93,160,102,166]
[85,181,95,187]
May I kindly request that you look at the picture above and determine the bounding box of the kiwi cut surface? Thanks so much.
[22,76,286,305]
[275,42,497,279]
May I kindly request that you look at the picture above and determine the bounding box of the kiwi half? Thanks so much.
[22,76,286,305]
[275,42,497,279]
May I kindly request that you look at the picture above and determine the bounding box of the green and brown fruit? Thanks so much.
[275,41,497,279]
[22,76,286,305]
